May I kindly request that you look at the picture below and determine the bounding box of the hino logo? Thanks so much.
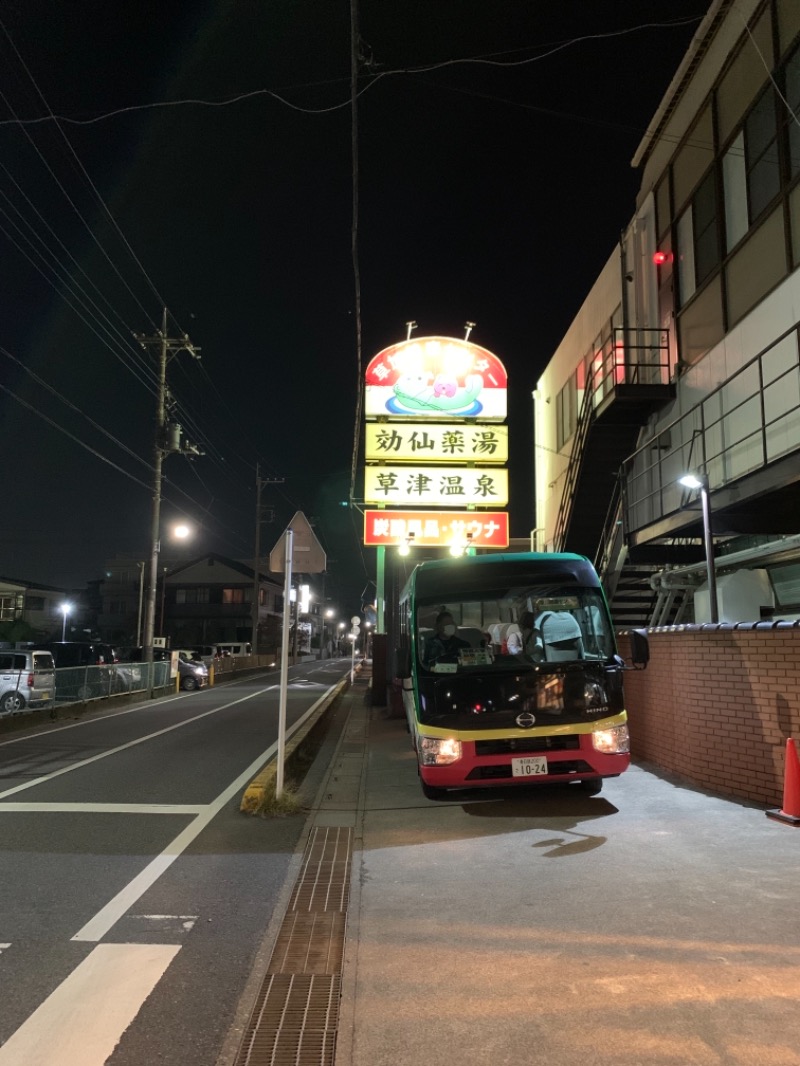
[515,712,536,729]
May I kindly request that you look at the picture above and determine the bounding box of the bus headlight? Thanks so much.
[419,736,462,766]
[592,724,630,754]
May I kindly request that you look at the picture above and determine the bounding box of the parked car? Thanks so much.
[124,647,208,691]
[174,650,209,691]
[35,642,118,700]
[37,641,117,668]
[0,648,56,713]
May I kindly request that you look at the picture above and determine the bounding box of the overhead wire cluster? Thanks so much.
[0,8,716,581]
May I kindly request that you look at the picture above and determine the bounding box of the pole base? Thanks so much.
[766,808,800,826]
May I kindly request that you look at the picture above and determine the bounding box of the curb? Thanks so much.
[239,676,350,813]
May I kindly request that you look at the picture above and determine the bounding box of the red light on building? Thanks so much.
[653,250,671,265]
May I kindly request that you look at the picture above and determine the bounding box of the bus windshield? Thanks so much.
[416,584,614,673]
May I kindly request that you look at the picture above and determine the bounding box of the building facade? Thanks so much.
[535,0,800,627]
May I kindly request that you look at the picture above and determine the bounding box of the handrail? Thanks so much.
[622,318,800,535]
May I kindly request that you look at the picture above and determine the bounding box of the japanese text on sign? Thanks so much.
[365,422,507,464]
[363,466,508,507]
[363,510,509,548]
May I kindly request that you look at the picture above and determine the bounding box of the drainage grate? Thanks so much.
[234,974,340,1066]
[234,828,353,1066]
[288,827,352,913]
[268,913,346,975]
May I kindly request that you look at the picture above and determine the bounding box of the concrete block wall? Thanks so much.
[618,625,800,807]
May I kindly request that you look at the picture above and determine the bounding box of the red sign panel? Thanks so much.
[364,510,509,548]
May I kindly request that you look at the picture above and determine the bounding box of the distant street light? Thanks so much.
[318,607,336,661]
[60,602,72,641]
[679,471,719,623]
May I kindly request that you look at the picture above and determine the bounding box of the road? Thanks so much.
[0,658,351,1066]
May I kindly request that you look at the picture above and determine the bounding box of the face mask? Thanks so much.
[443,624,456,637]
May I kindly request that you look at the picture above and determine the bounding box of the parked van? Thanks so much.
[189,645,218,665]
[215,642,251,658]
[0,648,56,713]
[37,642,117,668]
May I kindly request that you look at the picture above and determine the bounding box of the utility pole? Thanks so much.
[134,308,202,674]
[251,465,282,656]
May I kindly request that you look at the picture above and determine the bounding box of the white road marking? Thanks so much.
[0,943,180,1066]
[0,803,205,814]
[71,687,330,942]
[0,686,278,801]
[135,914,198,932]
[0,943,10,953]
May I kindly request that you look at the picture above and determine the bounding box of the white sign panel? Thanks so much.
[363,466,508,507]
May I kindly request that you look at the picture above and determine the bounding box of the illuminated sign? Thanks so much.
[364,336,508,421]
[364,510,509,548]
[364,466,508,507]
[365,422,507,464]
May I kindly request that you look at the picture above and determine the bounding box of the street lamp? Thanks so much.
[143,521,194,658]
[678,471,719,623]
[60,602,72,641]
[319,607,335,661]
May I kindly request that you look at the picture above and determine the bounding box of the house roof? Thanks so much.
[164,552,282,586]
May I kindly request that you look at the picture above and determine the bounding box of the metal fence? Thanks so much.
[54,661,171,702]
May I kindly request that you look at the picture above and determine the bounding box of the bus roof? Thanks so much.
[401,551,602,601]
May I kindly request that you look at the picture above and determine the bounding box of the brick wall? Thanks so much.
[618,625,800,807]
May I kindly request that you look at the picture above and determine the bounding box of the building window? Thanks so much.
[694,170,720,284]
[556,374,577,450]
[175,587,210,605]
[723,133,748,250]
[26,595,45,611]
[785,44,800,178]
[109,600,129,615]
[222,588,251,604]
[676,168,720,304]
[745,87,780,221]
[0,594,22,621]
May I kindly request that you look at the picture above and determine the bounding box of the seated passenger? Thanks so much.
[423,611,470,666]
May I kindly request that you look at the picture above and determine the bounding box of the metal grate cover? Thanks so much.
[235,975,340,1066]
[235,827,353,1066]
[268,912,346,975]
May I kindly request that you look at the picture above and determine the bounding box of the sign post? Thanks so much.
[269,512,326,797]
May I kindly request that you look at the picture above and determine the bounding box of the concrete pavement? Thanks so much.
[254,665,800,1066]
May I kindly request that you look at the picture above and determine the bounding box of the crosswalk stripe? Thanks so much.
[0,943,180,1066]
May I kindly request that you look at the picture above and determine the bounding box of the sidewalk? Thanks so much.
[239,668,800,1066]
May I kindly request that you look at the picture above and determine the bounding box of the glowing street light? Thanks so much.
[60,602,72,641]
[678,471,718,623]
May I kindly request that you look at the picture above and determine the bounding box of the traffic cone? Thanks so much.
[766,738,800,826]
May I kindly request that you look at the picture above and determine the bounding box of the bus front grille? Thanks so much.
[475,735,580,756]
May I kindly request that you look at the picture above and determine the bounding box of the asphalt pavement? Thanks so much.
[262,662,800,1066]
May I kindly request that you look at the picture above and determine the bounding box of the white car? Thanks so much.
[0,648,56,713]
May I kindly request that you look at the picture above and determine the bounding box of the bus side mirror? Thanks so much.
[394,641,411,679]
[629,628,650,668]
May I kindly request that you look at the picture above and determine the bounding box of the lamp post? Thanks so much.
[679,472,719,623]
[319,607,335,660]
[60,602,72,641]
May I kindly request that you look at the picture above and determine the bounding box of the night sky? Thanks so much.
[0,0,708,614]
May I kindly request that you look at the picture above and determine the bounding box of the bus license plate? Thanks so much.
[511,755,548,777]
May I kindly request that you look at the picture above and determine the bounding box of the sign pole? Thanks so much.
[276,528,293,797]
